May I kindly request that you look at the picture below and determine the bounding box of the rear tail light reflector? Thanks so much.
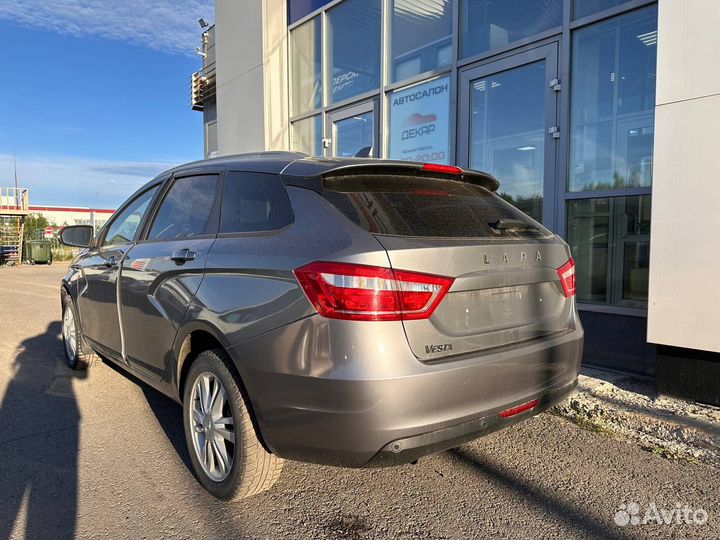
[556,258,576,298]
[294,261,454,321]
[499,399,540,418]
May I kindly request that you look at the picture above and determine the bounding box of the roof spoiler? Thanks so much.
[314,162,500,192]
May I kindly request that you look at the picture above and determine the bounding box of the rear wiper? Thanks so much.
[489,218,539,231]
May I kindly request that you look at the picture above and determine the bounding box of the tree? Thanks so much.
[23,213,52,241]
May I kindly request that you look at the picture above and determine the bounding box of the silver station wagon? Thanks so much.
[58,152,583,500]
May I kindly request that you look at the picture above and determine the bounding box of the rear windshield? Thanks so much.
[321,175,552,239]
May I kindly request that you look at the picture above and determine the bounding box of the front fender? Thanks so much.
[61,264,81,302]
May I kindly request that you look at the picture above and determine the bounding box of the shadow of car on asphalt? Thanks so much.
[98,359,193,472]
[446,446,631,540]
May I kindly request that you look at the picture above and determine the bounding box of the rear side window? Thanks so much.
[220,172,293,233]
[148,175,219,240]
[321,175,551,239]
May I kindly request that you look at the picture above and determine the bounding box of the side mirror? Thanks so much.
[59,225,94,248]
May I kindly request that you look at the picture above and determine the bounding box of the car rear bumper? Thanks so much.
[231,316,583,467]
[367,377,576,466]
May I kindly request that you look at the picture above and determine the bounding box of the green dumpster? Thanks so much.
[25,240,53,265]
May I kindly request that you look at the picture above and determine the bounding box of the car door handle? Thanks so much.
[170,248,197,264]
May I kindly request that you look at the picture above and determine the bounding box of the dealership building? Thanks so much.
[192,0,720,403]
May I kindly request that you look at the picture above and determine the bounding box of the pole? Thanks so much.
[13,151,19,207]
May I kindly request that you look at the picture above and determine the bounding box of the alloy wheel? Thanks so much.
[62,306,77,360]
[189,371,236,482]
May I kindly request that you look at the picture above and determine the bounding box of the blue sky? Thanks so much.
[0,0,214,208]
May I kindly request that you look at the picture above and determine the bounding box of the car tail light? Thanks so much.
[421,163,464,175]
[294,261,454,321]
[499,399,540,418]
[556,258,576,298]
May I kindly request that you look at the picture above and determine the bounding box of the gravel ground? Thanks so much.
[0,265,719,540]
[552,369,720,466]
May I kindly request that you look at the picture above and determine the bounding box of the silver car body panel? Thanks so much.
[374,235,576,360]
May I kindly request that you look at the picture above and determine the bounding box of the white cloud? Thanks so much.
[0,153,184,208]
[0,0,213,56]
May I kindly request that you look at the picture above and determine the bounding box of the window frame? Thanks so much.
[96,181,165,249]
[566,3,658,194]
[388,0,454,84]
[457,43,560,224]
[567,194,651,313]
[561,3,657,313]
[216,170,296,237]
[289,14,323,117]
[139,167,224,244]
[290,114,324,155]
[325,0,383,107]
[457,0,564,62]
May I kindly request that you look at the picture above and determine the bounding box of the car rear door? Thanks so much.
[319,170,577,361]
[119,171,221,379]
[76,184,161,358]
[195,170,312,345]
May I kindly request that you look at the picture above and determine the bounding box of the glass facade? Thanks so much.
[289,17,322,116]
[333,111,375,157]
[468,61,546,221]
[569,5,657,192]
[288,0,333,25]
[574,0,628,19]
[388,76,451,164]
[327,0,382,104]
[460,0,562,59]
[391,0,453,82]
[287,0,658,313]
[566,5,656,308]
[567,195,650,306]
[291,115,323,156]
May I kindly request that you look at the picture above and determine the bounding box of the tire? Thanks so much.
[61,292,99,370]
[182,348,283,500]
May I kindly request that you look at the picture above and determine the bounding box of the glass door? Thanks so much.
[326,100,379,158]
[457,44,559,225]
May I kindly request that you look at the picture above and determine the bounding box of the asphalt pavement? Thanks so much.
[0,264,718,539]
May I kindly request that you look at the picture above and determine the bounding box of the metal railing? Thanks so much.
[0,215,22,265]
[0,187,29,213]
[190,62,217,111]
